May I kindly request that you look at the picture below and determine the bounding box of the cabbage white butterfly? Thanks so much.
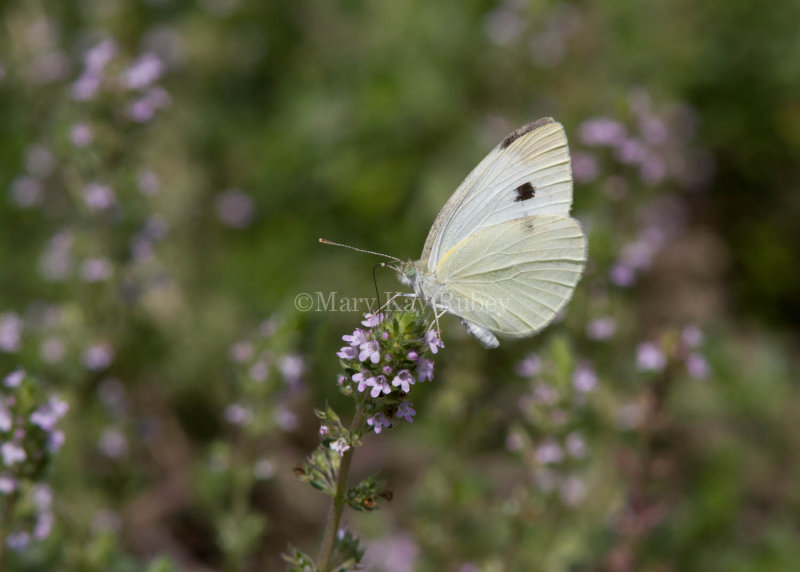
[397,117,586,348]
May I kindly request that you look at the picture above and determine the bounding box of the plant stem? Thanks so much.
[0,490,18,570]
[317,405,366,572]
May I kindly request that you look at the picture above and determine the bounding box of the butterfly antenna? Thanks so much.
[319,238,402,263]
[372,262,386,312]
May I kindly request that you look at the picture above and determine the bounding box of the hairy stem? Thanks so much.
[317,405,366,571]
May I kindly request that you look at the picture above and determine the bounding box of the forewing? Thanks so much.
[435,215,586,337]
[420,118,573,272]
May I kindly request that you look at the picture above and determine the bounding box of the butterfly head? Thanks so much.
[396,261,418,287]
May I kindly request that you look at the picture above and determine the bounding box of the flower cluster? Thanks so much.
[1,369,68,549]
[335,311,443,440]
[509,350,595,507]
[636,325,710,380]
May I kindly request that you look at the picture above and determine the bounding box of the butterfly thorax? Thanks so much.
[397,260,443,305]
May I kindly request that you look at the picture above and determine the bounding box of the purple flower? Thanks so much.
[48,431,65,452]
[424,329,444,354]
[396,401,416,423]
[559,476,586,506]
[9,176,43,208]
[572,151,599,183]
[279,354,304,387]
[682,325,704,348]
[1,442,26,466]
[391,370,414,393]
[637,342,666,372]
[30,397,69,431]
[407,350,418,361]
[4,369,24,388]
[0,313,23,353]
[330,438,350,456]
[417,358,434,382]
[359,340,381,364]
[367,375,391,398]
[535,439,563,464]
[566,432,586,458]
[615,138,647,164]
[579,118,627,146]
[361,312,385,328]
[82,342,115,370]
[366,413,391,434]
[0,474,17,494]
[6,531,30,551]
[687,353,709,380]
[80,257,113,282]
[587,317,616,340]
[343,329,368,347]
[120,52,164,90]
[336,345,357,360]
[99,427,129,458]
[224,403,252,425]
[0,405,11,432]
[83,183,116,211]
[610,263,636,287]
[70,123,93,147]
[516,353,541,376]
[319,425,329,436]
[573,364,598,392]
[215,189,255,228]
[352,370,373,393]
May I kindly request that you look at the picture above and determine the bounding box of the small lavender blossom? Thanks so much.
[249,361,268,382]
[33,511,53,541]
[579,117,627,146]
[682,325,704,347]
[516,353,541,376]
[361,312,384,328]
[82,342,115,370]
[224,403,252,425]
[572,151,599,183]
[637,342,666,372]
[6,531,30,551]
[407,350,418,361]
[396,402,416,423]
[565,432,586,458]
[687,353,709,380]
[253,458,275,480]
[80,257,113,282]
[70,123,93,147]
[587,317,617,340]
[0,474,16,494]
[352,370,373,393]
[330,438,350,456]
[98,427,129,459]
[229,341,253,363]
[367,375,391,398]
[4,369,24,388]
[559,476,586,506]
[424,329,444,354]
[30,397,69,431]
[120,52,164,90]
[573,364,598,393]
[48,431,65,452]
[0,405,11,432]
[83,183,116,211]
[366,413,391,434]
[9,176,43,208]
[391,370,414,393]
[25,145,55,178]
[137,171,160,195]
[337,345,358,360]
[319,425,329,436]
[276,407,299,431]
[215,189,255,228]
[535,439,563,464]
[343,329,368,347]
[610,263,636,287]
[417,358,434,382]
[40,338,66,364]
[2,442,27,466]
[0,312,23,353]
[358,340,381,364]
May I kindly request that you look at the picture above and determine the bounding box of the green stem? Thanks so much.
[0,490,18,570]
[317,405,366,572]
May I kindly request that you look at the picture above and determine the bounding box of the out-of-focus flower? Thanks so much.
[682,325,704,348]
[70,123,93,147]
[637,342,666,372]
[120,53,164,90]
[565,432,586,458]
[9,176,43,208]
[535,439,564,464]
[83,183,116,211]
[98,427,129,459]
[82,342,115,370]
[224,403,252,426]
[215,189,255,228]
[579,118,626,146]
[573,364,598,392]
[687,353,709,380]
[572,151,599,183]
[559,476,586,506]
[0,313,23,353]
[587,317,616,340]
[80,257,113,282]
[25,145,56,178]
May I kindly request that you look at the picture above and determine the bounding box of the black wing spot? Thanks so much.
[499,117,554,149]
[514,182,536,202]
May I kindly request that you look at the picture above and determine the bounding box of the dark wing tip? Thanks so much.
[499,117,556,149]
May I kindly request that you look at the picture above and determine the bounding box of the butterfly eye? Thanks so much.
[405,265,416,278]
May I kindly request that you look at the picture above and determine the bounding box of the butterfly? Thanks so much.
[396,118,586,348]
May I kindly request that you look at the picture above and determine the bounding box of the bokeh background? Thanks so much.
[1,0,799,570]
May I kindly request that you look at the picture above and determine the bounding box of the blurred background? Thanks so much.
[1,0,799,570]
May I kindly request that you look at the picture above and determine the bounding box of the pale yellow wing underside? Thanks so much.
[421,118,573,272]
[434,215,586,337]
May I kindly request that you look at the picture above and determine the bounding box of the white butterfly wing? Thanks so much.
[434,215,586,338]
[420,118,573,272]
